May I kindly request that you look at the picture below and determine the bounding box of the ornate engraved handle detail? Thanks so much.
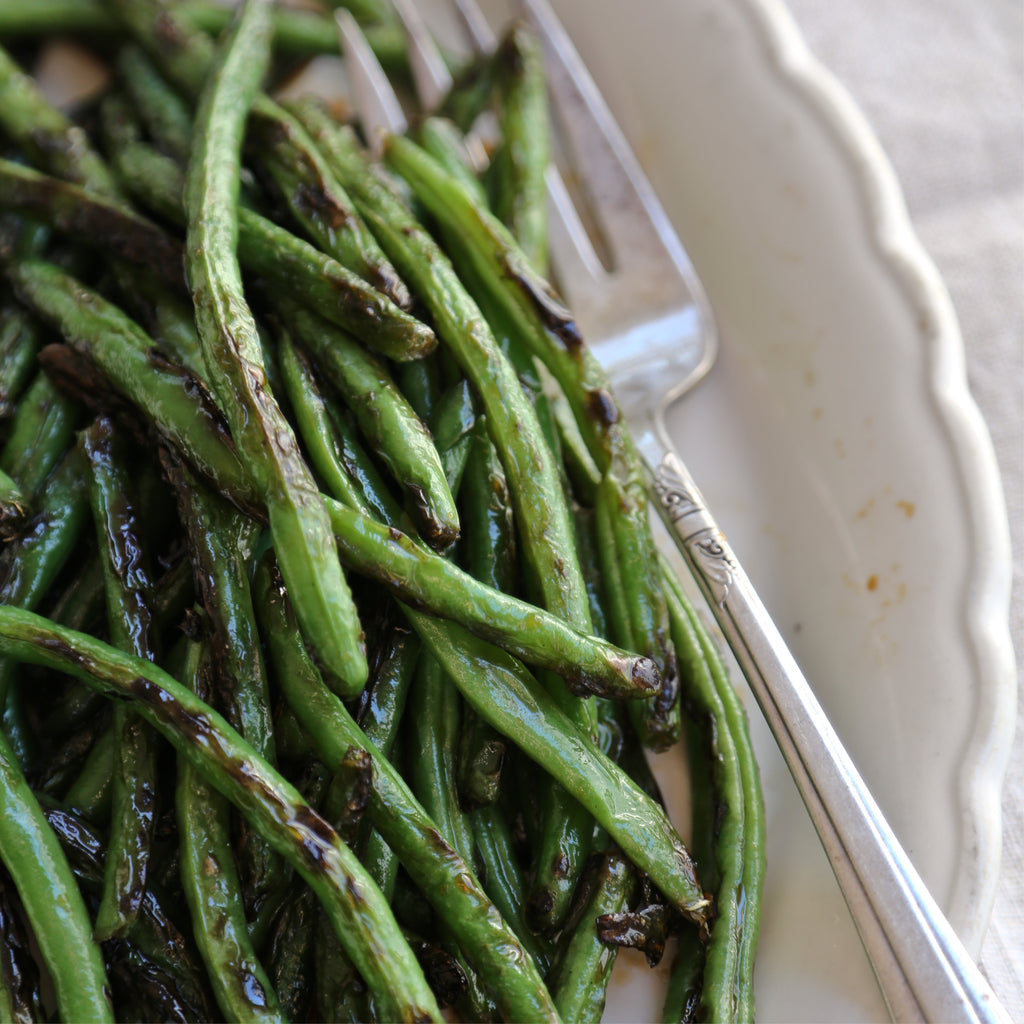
[651,452,738,605]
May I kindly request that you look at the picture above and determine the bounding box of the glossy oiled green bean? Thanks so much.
[7,260,260,513]
[117,43,193,162]
[278,330,373,516]
[301,124,595,639]
[0,370,78,500]
[0,728,113,1022]
[0,43,120,197]
[0,605,442,1023]
[249,101,410,310]
[40,800,218,1021]
[254,558,560,1023]
[176,642,281,1023]
[408,653,475,864]
[165,455,284,916]
[0,159,179,286]
[664,563,765,1023]
[282,301,459,548]
[0,468,28,539]
[409,611,709,927]
[0,304,40,420]
[385,134,676,726]
[321,495,659,701]
[62,725,115,820]
[81,416,158,942]
[417,115,489,208]
[472,804,551,971]
[110,139,437,361]
[66,0,406,69]
[548,850,636,1023]
[184,0,367,696]
[491,24,550,273]
[0,447,88,709]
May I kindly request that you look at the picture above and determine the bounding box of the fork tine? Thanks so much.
[451,0,496,55]
[389,0,453,111]
[518,0,686,278]
[544,161,609,306]
[335,8,406,156]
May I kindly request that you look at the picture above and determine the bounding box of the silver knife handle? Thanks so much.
[650,446,1008,1024]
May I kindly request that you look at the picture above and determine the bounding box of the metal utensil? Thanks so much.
[336,4,1009,1020]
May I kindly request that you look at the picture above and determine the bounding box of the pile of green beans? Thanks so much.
[0,2,764,1021]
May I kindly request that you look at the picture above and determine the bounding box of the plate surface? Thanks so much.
[495,0,1016,1020]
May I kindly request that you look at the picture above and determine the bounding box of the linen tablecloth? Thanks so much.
[783,1,1023,1017]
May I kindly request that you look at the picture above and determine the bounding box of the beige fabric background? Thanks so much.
[782,1,1023,1018]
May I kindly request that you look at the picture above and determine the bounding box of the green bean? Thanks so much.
[409,612,710,927]
[0,43,120,198]
[44,551,105,636]
[547,849,636,1023]
[0,469,29,539]
[355,627,421,898]
[110,138,437,361]
[249,102,412,310]
[0,304,40,420]
[321,495,659,701]
[664,565,765,1022]
[1,0,404,63]
[0,605,443,1023]
[265,885,317,1022]
[491,25,551,273]
[429,378,479,497]
[458,710,505,808]
[282,301,459,548]
[253,558,560,1024]
[163,453,285,918]
[439,50,498,134]
[404,654,499,1023]
[278,329,373,515]
[0,728,113,1022]
[327,404,408,525]
[40,798,219,1019]
[62,725,115,820]
[295,123,595,634]
[108,263,204,373]
[377,149,602,934]
[81,415,159,941]
[472,803,551,971]
[662,923,706,1024]
[8,259,261,513]
[0,370,78,499]
[0,871,43,1023]
[408,654,475,864]
[117,44,193,162]
[165,459,275,765]
[417,116,489,208]
[180,0,367,697]
[385,134,677,723]
[461,426,517,595]
[0,447,88,711]
[176,641,282,1023]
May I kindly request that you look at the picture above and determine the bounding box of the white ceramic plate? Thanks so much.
[500,0,1016,1020]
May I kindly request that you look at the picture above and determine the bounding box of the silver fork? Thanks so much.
[335,4,1009,1022]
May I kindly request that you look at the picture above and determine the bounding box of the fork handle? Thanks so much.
[649,447,1008,1024]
